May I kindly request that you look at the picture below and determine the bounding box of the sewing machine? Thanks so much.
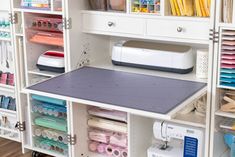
[147,121,204,157]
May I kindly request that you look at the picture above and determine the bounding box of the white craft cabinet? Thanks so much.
[22,0,216,157]
[1,0,231,157]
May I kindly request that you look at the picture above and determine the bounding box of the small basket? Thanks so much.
[107,0,126,12]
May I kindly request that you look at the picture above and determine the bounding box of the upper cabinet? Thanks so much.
[82,0,212,44]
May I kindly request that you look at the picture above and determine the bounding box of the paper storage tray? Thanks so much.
[31,16,63,32]
[88,0,107,11]
[218,29,235,88]
[107,0,126,12]
[21,0,51,10]
[27,29,64,47]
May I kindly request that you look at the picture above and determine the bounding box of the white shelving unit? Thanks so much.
[0,0,21,143]
[209,0,235,157]
[8,0,84,156]
[0,0,230,157]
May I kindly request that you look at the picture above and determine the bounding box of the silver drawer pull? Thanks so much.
[108,21,115,27]
[177,27,183,32]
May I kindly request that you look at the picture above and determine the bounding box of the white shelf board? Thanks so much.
[218,22,234,28]
[81,10,210,22]
[23,144,32,150]
[0,28,10,32]
[0,108,17,116]
[0,126,18,134]
[172,112,206,128]
[13,8,63,15]
[0,133,20,142]
[130,12,161,16]
[15,33,23,37]
[220,150,230,157]
[0,10,10,12]
[0,84,15,93]
[0,37,11,41]
[88,152,110,157]
[88,58,208,83]
[28,69,59,77]
[215,110,235,119]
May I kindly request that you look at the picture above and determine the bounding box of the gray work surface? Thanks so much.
[28,67,206,114]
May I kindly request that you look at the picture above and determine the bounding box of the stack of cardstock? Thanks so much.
[220,30,235,87]
[223,0,233,23]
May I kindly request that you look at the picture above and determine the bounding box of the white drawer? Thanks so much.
[83,14,145,35]
[146,18,210,41]
[0,1,10,10]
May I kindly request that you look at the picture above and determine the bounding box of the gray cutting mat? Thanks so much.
[28,67,206,114]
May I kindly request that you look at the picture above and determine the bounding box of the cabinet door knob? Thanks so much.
[177,27,183,32]
[108,21,114,27]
